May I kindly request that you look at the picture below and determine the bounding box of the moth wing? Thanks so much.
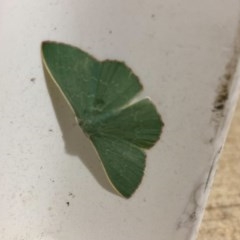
[92,60,143,113]
[97,98,164,149]
[90,135,146,198]
[42,42,143,120]
[42,41,100,119]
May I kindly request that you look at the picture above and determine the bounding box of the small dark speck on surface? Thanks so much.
[68,192,75,198]
[66,201,70,206]
[30,78,36,82]
[224,73,232,81]
[151,14,156,19]
[108,30,112,34]
[189,211,197,221]
[48,129,53,132]
[209,137,214,144]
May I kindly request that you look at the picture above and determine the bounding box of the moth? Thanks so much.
[41,41,164,198]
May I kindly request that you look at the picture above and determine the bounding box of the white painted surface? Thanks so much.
[0,1,239,240]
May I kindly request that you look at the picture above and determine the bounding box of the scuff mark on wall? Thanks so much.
[212,21,240,127]
[204,146,223,192]
[176,146,224,240]
[176,183,205,230]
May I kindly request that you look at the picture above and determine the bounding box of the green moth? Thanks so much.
[41,41,164,198]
